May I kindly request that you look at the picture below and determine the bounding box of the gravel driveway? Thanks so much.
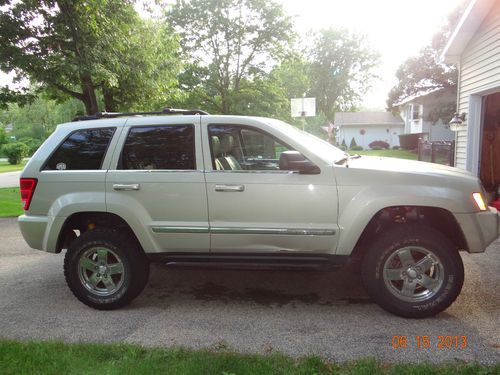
[0,217,499,364]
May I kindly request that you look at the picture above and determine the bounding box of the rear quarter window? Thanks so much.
[43,128,116,170]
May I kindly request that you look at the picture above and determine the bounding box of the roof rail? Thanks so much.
[72,108,209,122]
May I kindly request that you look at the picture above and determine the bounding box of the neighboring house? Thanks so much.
[334,112,404,149]
[442,0,500,190]
[396,87,456,141]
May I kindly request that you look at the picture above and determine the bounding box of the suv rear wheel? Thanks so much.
[361,225,464,318]
[64,229,149,310]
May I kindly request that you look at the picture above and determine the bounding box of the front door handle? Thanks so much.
[113,183,140,191]
[215,184,245,192]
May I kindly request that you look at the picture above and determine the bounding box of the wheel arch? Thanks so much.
[348,206,469,262]
[55,211,147,254]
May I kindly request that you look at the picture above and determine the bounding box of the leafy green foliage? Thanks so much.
[2,142,28,164]
[0,1,180,114]
[0,97,84,142]
[0,126,7,146]
[386,2,467,112]
[350,137,358,149]
[309,29,379,121]
[167,0,294,114]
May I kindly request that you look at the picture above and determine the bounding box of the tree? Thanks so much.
[167,0,294,114]
[309,28,379,121]
[386,2,467,113]
[0,1,180,114]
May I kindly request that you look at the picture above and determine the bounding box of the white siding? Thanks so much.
[457,1,500,169]
[337,125,403,149]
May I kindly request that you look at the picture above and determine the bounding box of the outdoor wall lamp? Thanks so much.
[449,112,467,131]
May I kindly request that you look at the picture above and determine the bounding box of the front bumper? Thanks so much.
[455,207,500,253]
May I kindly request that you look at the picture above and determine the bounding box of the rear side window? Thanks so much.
[120,125,195,170]
[44,128,116,170]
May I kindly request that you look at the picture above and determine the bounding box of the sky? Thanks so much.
[277,0,464,109]
[0,0,464,110]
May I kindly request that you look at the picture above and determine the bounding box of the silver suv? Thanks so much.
[18,110,500,318]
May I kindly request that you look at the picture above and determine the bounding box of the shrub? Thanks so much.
[349,137,357,149]
[2,142,29,165]
[339,144,347,151]
[19,138,43,156]
[369,140,390,149]
[350,145,363,151]
[392,145,400,150]
[341,138,347,148]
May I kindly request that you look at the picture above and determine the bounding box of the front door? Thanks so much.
[202,121,339,253]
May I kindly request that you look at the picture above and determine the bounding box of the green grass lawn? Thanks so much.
[0,340,497,375]
[352,149,418,160]
[0,188,23,218]
[0,160,27,173]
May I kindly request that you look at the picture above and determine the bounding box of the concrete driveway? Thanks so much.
[0,171,20,188]
[0,217,499,364]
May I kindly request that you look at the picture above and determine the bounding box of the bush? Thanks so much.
[2,142,29,165]
[369,140,389,149]
[392,145,400,150]
[339,144,347,151]
[341,138,347,148]
[349,137,357,149]
[350,145,363,151]
[19,138,43,156]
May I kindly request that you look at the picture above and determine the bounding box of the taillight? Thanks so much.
[20,178,37,210]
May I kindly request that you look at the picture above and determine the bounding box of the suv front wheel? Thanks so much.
[361,225,464,318]
[64,229,149,310]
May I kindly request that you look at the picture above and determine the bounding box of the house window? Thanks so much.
[410,104,422,121]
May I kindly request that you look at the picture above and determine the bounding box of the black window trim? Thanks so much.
[118,123,197,171]
[40,126,117,172]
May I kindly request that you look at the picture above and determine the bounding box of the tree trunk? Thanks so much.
[103,87,116,112]
[81,74,99,115]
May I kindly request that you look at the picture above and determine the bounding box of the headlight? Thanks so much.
[472,192,487,211]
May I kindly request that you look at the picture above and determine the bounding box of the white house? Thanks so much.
[441,0,500,191]
[397,87,456,141]
[334,112,404,149]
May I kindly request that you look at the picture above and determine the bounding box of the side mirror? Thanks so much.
[279,151,320,174]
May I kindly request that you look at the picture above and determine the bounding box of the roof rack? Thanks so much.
[72,108,209,122]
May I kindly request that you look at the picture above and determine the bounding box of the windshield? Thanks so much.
[264,118,347,163]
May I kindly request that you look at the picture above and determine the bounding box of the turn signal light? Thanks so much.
[472,192,487,211]
[20,178,37,210]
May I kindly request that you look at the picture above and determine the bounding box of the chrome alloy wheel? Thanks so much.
[78,247,125,296]
[383,246,444,303]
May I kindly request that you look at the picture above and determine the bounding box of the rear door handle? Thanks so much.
[215,184,245,192]
[113,183,140,191]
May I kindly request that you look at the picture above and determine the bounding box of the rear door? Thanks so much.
[106,116,209,253]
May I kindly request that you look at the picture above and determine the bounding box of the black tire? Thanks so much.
[361,225,464,318]
[64,229,149,310]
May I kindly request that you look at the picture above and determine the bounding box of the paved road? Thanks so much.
[0,217,499,364]
[0,171,20,188]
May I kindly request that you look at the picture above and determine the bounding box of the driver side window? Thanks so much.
[208,124,292,171]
